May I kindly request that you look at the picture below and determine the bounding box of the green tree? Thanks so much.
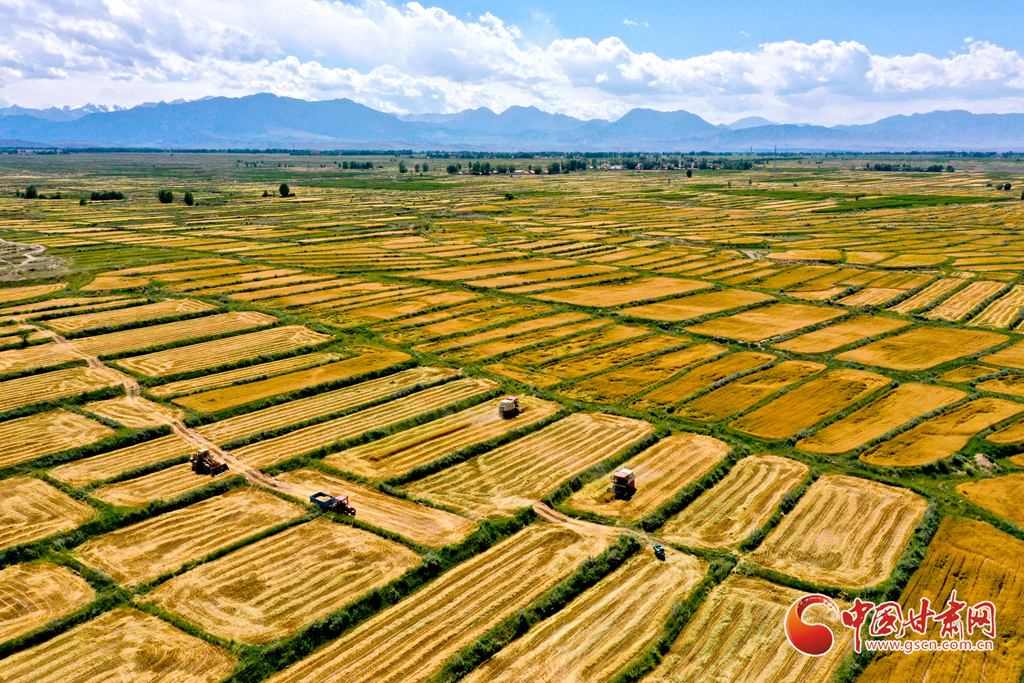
[79,198,87,206]
[157,189,173,203]
[183,191,194,206]
[422,162,429,172]
[548,161,561,174]
[399,161,408,173]
[686,169,692,178]
[279,183,290,197]
[25,185,37,199]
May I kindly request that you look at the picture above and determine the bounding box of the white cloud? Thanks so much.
[0,0,1022,125]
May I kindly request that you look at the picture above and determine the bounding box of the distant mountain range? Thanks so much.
[1,94,1022,151]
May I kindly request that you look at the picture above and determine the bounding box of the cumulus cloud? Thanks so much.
[1,0,1023,124]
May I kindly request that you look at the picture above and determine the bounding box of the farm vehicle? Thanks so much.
[311,492,357,517]
[498,396,520,418]
[190,450,228,476]
[608,468,636,500]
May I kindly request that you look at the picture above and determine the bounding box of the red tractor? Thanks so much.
[310,492,357,517]
[608,468,636,500]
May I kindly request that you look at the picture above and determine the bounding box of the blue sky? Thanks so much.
[2,0,1023,125]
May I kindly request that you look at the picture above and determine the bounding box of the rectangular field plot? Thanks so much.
[231,378,497,467]
[439,319,607,363]
[685,303,845,342]
[751,474,927,589]
[969,284,1024,328]
[276,469,477,546]
[49,433,194,487]
[264,524,609,683]
[0,608,235,683]
[730,369,890,440]
[646,576,851,683]
[91,462,225,508]
[887,277,965,314]
[922,280,1007,321]
[148,351,344,398]
[75,488,303,585]
[565,433,728,519]
[533,277,711,307]
[0,366,124,414]
[630,351,775,410]
[172,347,410,413]
[503,324,648,367]
[620,289,774,322]
[976,374,1024,397]
[382,304,551,346]
[675,361,825,422]
[151,519,419,643]
[659,454,807,548]
[859,517,1024,683]
[43,298,216,333]
[0,409,114,469]
[115,325,333,377]
[836,327,1008,371]
[797,383,967,454]
[772,315,910,354]
[195,366,459,445]
[324,396,561,479]
[540,334,683,379]
[0,477,94,551]
[860,398,1024,467]
[956,473,1024,528]
[406,413,654,518]
[412,312,591,354]
[461,549,706,683]
[980,339,1024,369]
[80,396,185,428]
[0,562,94,643]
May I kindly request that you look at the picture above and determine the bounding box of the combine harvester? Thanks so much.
[310,492,357,517]
[190,450,228,476]
[608,468,636,500]
[497,396,520,418]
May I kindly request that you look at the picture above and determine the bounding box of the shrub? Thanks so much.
[25,185,37,199]
[399,161,408,174]
[504,192,515,200]
[79,198,87,206]
[183,191,194,206]
[279,183,290,197]
[157,189,173,203]
[686,169,692,177]
[90,191,124,201]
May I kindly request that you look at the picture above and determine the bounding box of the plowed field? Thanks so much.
[0,608,235,683]
[858,517,1024,683]
[75,488,303,585]
[461,549,706,683]
[0,562,94,643]
[564,433,728,519]
[0,477,94,550]
[151,519,419,643]
[0,410,114,469]
[659,454,807,548]
[324,396,560,478]
[675,361,824,422]
[836,327,1008,371]
[751,474,927,588]
[685,303,845,342]
[263,524,610,683]
[406,413,654,518]
[797,383,966,454]
[646,576,851,683]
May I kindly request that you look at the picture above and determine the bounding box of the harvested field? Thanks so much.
[532,277,710,307]
[957,473,1024,527]
[75,488,303,585]
[660,454,807,548]
[195,366,459,445]
[797,383,966,454]
[440,319,606,362]
[861,398,1024,467]
[503,324,648,367]
[482,363,561,388]
[173,347,409,412]
[630,351,775,409]
[231,378,497,467]
[383,304,551,345]
[461,549,706,683]
[263,524,610,683]
[560,344,727,404]
[858,517,1024,683]
[413,312,590,354]
[91,463,218,507]
[888,277,966,314]
[324,396,561,478]
[80,275,149,292]
[82,396,185,428]
[565,433,729,519]
[0,607,235,683]
[151,519,419,643]
[969,284,1024,328]
[0,343,83,375]
[731,369,890,440]
[406,412,654,518]
[0,366,124,414]
[937,364,998,383]
[976,374,1024,397]
[148,351,344,398]
[751,474,927,588]
[837,327,1008,371]
[0,562,94,644]
[0,409,114,469]
[980,339,1024,369]
[620,289,774,322]
[541,334,683,378]
[0,477,94,550]
[329,291,479,326]
[685,303,846,342]
[675,361,825,422]
[49,433,194,487]
[923,280,1007,321]
[43,299,216,333]
[277,469,476,546]
[773,315,910,354]
[646,576,851,683]
[115,325,333,377]
[0,283,66,304]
